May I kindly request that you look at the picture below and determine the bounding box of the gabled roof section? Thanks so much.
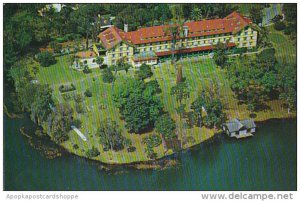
[75,51,97,58]
[223,118,256,133]
[98,12,253,46]
[239,119,256,129]
[224,118,245,133]
[124,25,173,45]
[224,11,253,34]
[98,26,126,50]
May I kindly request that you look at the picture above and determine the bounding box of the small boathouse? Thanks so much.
[222,118,256,139]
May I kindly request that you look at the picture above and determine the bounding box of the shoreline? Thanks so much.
[12,110,296,169]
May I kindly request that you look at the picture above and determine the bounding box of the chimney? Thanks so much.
[183,26,188,37]
[124,24,128,32]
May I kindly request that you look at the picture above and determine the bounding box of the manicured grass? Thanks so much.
[268,26,296,66]
[37,42,295,164]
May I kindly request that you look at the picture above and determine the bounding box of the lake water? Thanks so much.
[4,114,296,191]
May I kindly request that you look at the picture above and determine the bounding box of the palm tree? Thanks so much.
[191,7,202,21]
[163,24,180,64]
[163,5,186,83]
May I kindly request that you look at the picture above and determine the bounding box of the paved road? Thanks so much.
[71,125,88,141]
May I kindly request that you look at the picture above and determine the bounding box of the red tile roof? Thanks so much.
[98,26,126,50]
[76,51,97,58]
[98,12,252,49]
[155,42,236,57]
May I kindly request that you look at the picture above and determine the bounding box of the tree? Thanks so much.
[283,4,297,24]
[84,89,92,97]
[97,120,125,151]
[278,65,296,113]
[136,63,153,80]
[102,68,115,83]
[192,90,226,129]
[274,21,286,31]
[191,6,202,21]
[214,4,238,18]
[191,94,206,127]
[171,81,190,104]
[85,147,100,158]
[145,79,162,95]
[249,6,263,24]
[71,5,95,49]
[213,42,228,67]
[271,14,283,23]
[163,24,181,64]
[83,65,91,74]
[154,4,172,23]
[155,114,176,140]
[30,84,54,125]
[176,104,186,120]
[257,27,270,48]
[113,78,163,133]
[227,51,278,110]
[36,51,56,67]
[48,103,74,144]
[203,99,226,128]
[176,64,184,83]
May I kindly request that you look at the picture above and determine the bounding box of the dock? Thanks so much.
[234,133,253,139]
[71,125,88,141]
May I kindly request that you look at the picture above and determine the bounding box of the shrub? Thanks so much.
[142,134,162,148]
[83,65,91,74]
[72,119,82,128]
[61,93,72,101]
[274,21,286,31]
[49,41,62,53]
[59,83,76,93]
[145,79,162,94]
[102,68,115,83]
[144,145,157,159]
[73,93,83,103]
[155,114,176,139]
[75,102,85,113]
[85,147,100,158]
[36,51,56,67]
[65,33,81,41]
[123,138,132,148]
[271,15,283,23]
[84,89,92,97]
[187,111,197,127]
[136,63,153,80]
[73,144,79,150]
[258,48,276,60]
[127,146,136,152]
[101,64,108,69]
[234,47,247,54]
[56,37,67,43]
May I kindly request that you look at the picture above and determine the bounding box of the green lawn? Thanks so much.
[268,26,296,66]
[36,38,295,164]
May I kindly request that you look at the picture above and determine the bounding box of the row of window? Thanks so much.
[111,58,130,64]
[236,36,255,42]
[137,33,234,47]
[82,59,96,64]
[111,52,130,58]
[118,47,130,51]
[136,37,232,52]
[135,60,156,65]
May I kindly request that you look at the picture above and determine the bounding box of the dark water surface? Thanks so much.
[4,114,296,191]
